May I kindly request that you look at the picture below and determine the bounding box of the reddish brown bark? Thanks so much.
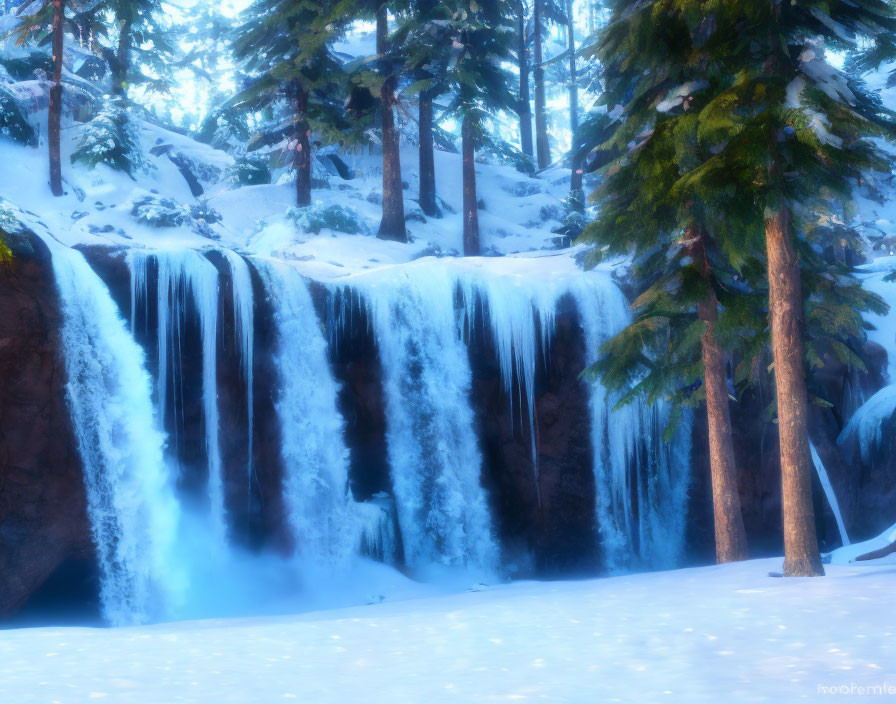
[48,0,64,197]
[376,7,407,242]
[462,113,479,256]
[765,207,824,576]
[689,226,748,563]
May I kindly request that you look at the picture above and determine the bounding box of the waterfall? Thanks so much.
[457,273,559,506]
[42,236,182,625]
[221,250,255,508]
[129,249,227,546]
[568,276,692,571]
[356,262,499,575]
[256,259,357,567]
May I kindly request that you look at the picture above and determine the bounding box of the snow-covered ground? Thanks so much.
[2,559,895,703]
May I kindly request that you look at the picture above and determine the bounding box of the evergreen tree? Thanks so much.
[582,0,896,575]
[375,3,407,242]
[443,0,515,255]
[81,0,175,98]
[513,0,534,158]
[232,0,350,207]
[398,0,456,217]
[13,0,69,195]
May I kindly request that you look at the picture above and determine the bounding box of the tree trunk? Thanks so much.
[462,113,479,256]
[689,225,748,563]
[111,17,133,97]
[565,0,582,193]
[517,7,534,158]
[533,0,550,169]
[295,84,311,207]
[856,541,896,561]
[376,6,407,241]
[48,0,64,197]
[765,207,824,577]
[418,91,438,217]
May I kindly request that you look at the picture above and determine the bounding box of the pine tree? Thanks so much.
[675,0,896,577]
[532,0,549,168]
[444,0,515,255]
[232,0,351,207]
[80,0,175,98]
[513,0,534,158]
[398,0,456,217]
[375,3,407,242]
[12,0,67,195]
[583,0,896,575]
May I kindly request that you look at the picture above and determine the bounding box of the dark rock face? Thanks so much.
[3,240,896,621]
[0,233,95,618]
[467,293,599,578]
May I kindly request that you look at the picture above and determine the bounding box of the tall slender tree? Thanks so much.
[532,0,549,168]
[673,0,896,577]
[445,0,514,255]
[375,4,407,241]
[514,0,534,158]
[232,0,349,207]
[585,0,896,574]
[564,0,581,194]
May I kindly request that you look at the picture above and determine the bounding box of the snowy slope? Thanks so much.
[2,559,895,703]
[0,110,574,275]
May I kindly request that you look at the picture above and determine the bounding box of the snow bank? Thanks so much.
[2,559,895,703]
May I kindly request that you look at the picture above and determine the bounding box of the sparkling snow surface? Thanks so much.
[2,560,896,703]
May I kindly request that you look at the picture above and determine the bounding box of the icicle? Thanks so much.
[129,249,227,547]
[809,442,850,547]
[256,259,357,567]
[457,274,559,508]
[220,250,255,510]
[358,262,499,575]
[567,275,691,571]
[43,237,182,625]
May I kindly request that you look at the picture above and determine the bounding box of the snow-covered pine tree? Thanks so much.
[232,0,352,207]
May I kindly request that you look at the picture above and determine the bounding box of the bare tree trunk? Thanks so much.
[533,0,550,169]
[462,113,479,256]
[376,6,407,241]
[418,91,438,217]
[766,207,824,577]
[48,0,64,197]
[688,225,748,562]
[295,84,311,207]
[565,0,582,193]
[517,4,534,158]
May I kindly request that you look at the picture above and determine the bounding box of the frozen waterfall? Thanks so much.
[43,236,183,625]
[129,250,227,546]
[355,262,500,576]
[256,259,358,567]
[221,250,256,508]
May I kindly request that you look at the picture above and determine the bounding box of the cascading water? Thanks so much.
[354,262,500,576]
[221,250,255,506]
[256,259,358,567]
[129,249,227,546]
[41,235,182,625]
